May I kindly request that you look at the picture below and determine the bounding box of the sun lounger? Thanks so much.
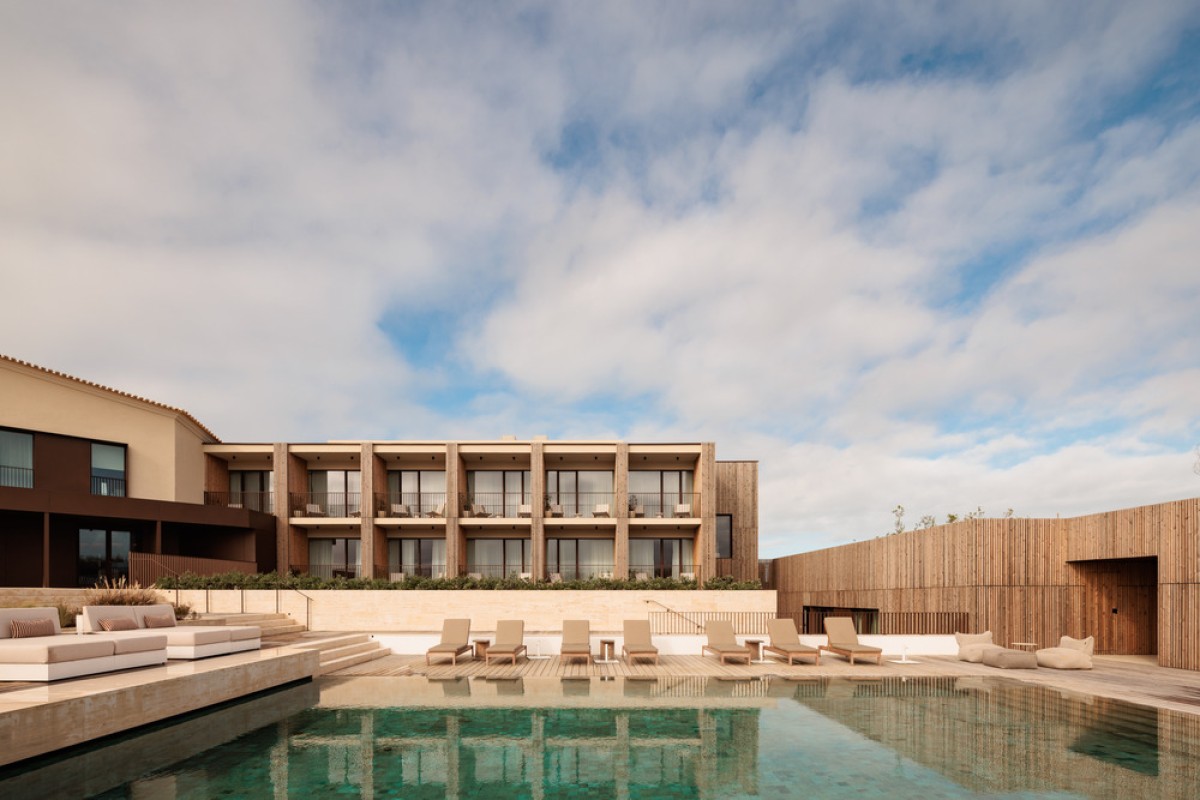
[955,630,1006,663]
[764,619,820,665]
[485,620,528,665]
[561,620,593,663]
[1036,635,1094,669]
[820,617,883,665]
[426,618,472,665]
[622,619,659,664]
[702,620,752,664]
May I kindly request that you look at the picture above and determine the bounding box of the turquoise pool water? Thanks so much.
[3,676,1198,798]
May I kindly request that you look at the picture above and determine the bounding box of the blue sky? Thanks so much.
[1,1,1198,556]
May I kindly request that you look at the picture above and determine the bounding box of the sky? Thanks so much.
[1,1,1198,558]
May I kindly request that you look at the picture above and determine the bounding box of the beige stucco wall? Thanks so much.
[0,360,212,502]
[167,589,777,633]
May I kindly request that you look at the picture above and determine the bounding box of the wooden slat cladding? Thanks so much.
[715,461,758,582]
[772,498,1200,670]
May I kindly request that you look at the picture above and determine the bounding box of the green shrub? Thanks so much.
[155,571,760,590]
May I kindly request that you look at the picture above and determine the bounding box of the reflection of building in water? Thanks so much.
[266,705,760,799]
[786,677,1200,800]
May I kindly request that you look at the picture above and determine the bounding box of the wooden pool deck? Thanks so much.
[329,648,1200,716]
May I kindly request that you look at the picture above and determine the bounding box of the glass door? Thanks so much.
[78,528,131,587]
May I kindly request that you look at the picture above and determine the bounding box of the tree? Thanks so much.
[892,505,905,535]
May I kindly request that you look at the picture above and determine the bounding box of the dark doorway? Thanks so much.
[1072,557,1157,655]
[78,528,131,587]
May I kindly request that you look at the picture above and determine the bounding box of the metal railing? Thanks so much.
[0,465,33,489]
[384,563,448,580]
[204,491,275,513]
[627,564,700,581]
[546,564,617,581]
[544,492,616,519]
[627,492,700,519]
[289,492,362,518]
[374,492,447,518]
[464,563,533,579]
[794,609,970,636]
[91,476,126,497]
[461,492,532,518]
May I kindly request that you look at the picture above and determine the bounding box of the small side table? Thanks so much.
[1011,642,1038,651]
[597,638,618,664]
[744,638,767,664]
[473,639,491,659]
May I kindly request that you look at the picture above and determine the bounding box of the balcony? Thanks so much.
[461,493,533,519]
[384,563,448,580]
[544,492,616,519]
[0,465,33,489]
[291,563,363,579]
[465,564,533,580]
[627,492,700,519]
[204,491,275,513]
[374,492,447,519]
[628,564,699,581]
[289,492,362,518]
[547,563,616,581]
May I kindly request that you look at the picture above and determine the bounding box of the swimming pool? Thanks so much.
[4,675,1198,798]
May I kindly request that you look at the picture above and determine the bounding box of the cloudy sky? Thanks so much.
[2,2,1198,556]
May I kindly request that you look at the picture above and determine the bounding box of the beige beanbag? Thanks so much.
[955,631,1005,663]
[1036,635,1094,670]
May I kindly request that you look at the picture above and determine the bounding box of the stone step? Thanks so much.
[185,612,293,626]
[319,639,383,663]
[318,646,391,675]
[261,624,307,639]
[291,633,373,654]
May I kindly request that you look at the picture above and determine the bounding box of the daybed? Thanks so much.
[702,620,752,665]
[1,606,167,682]
[561,620,593,664]
[426,618,472,665]
[1037,635,1094,670]
[820,617,883,665]
[622,619,659,664]
[485,620,527,665]
[81,604,260,660]
[955,630,1007,663]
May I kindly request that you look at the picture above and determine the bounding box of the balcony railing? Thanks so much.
[547,563,616,581]
[291,563,363,580]
[91,476,126,497]
[465,563,533,579]
[289,492,362,518]
[627,564,699,581]
[204,491,275,513]
[0,465,33,489]
[375,492,448,519]
[627,492,699,519]
[544,492,616,519]
[385,563,448,580]
[461,493,532,519]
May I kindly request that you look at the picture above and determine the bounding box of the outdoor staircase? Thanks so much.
[182,613,392,674]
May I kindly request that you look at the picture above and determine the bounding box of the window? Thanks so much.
[78,528,131,587]
[0,428,33,488]
[467,538,530,578]
[546,470,614,518]
[716,514,733,559]
[308,537,361,579]
[629,538,695,579]
[546,538,614,580]
[386,470,446,516]
[466,470,530,517]
[388,538,447,579]
[91,443,126,496]
[229,471,274,512]
[308,470,361,517]
[628,470,694,518]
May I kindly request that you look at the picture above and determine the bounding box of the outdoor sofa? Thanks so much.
[81,604,261,660]
[1,606,167,682]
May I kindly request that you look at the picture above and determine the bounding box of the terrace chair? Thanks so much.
[390,503,412,518]
[702,620,752,665]
[425,503,446,518]
[622,619,659,664]
[549,573,563,584]
[630,504,645,518]
[633,572,649,581]
[820,617,883,665]
[547,504,564,518]
[560,620,593,664]
[426,618,472,665]
[673,503,692,517]
[471,504,491,518]
[485,620,528,665]
[593,503,610,518]
[518,504,532,517]
[305,504,326,518]
[764,619,820,665]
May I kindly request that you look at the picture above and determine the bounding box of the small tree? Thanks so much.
[918,514,936,529]
[892,505,905,535]
[946,513,959,524]
[965,506,985,521]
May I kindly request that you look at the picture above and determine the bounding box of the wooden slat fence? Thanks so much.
[129,553,257,586]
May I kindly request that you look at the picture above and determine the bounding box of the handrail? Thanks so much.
[644,598,704,633]
[292,588,314,630]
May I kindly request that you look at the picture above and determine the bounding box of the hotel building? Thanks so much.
[0,355,758,588]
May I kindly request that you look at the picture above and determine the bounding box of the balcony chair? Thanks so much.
[547,504,564,518]
[518,504,532,517]
[470,504,491,518]
[593,503,610,518]
[390,504,412,518]
[673,503,692,517]
[305,504,326,518]
[425,503,446,518]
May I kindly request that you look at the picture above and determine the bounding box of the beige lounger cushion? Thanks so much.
[1036,635,1094,670]
[955,631,1006,663]
[0,637,114,663]
[106,633,169,655]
